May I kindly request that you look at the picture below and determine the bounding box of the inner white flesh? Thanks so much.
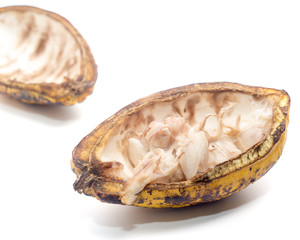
[98,92,273,205]
[0,10,81,84]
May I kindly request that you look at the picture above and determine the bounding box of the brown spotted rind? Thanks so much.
[71,82,290,208]
[0,6,97,105]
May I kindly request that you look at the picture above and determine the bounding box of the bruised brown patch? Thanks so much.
[33,31,49,57]
[19,13,34,41]
[123,111,146,131]
[146,114,154,124]
[172,100,183,117]
[185,95,201,124]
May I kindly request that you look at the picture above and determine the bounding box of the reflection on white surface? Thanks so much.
[0,94,82,124]
[86,181,270,236]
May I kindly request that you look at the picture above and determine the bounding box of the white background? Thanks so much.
[0,1,299,239]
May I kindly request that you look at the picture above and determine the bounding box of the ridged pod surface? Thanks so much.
[0,6,97,105]
[71,82,290,208]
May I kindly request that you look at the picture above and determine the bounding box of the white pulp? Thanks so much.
[0,10,81,84]
[99,92,273,204]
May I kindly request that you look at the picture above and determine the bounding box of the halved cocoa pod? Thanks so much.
[0,6,97,105]
[72,82,290,208]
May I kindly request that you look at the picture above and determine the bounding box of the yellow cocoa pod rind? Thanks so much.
[0,6,97,105]
[71,82,290,208]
